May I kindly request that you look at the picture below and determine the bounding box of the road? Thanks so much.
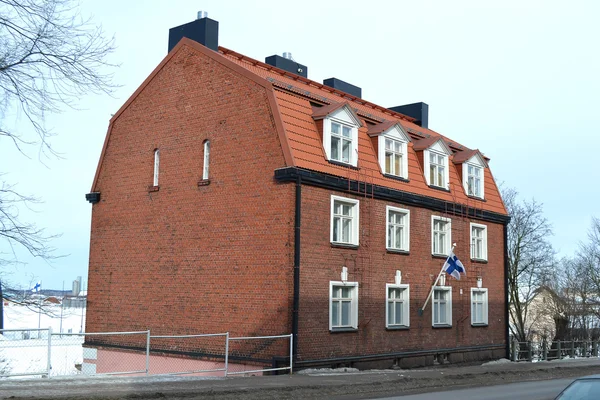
[377,378,573,400]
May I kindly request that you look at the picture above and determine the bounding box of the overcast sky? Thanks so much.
[1,0,598,290]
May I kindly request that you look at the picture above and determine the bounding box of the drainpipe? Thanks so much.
[292,175,301,366]
[504,222,510,359]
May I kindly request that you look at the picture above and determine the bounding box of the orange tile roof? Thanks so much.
[218,46,507,216]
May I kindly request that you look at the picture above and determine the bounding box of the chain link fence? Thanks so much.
[0,329,292,378]
[0,328,50,378]
[149,333,228,376]
[227,334,293,376]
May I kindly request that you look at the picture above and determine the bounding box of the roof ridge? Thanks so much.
[219,46,416,123]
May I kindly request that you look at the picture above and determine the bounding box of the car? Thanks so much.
[555,375,600,399]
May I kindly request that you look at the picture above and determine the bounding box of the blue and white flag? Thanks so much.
[31,282,41,293]
[443,251,466,280]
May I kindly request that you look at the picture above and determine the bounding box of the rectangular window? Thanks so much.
[153,149,160,187]
[202,140,210,180]
[330,282,358,330]
[467,165,482,197]
[385,138,404,177]
[331,196,359,246]
[471,288,488,325]
[470,223,488,261]
[386,284,410,328]
[330,122,353,164]
[386,206,410,251]
[429,152,446,188]
[432,216,451,256]
[433,287,452,326]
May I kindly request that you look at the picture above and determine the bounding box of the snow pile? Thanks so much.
[482,358,512,366]
[1,304,86,378]
[297,367,360,375]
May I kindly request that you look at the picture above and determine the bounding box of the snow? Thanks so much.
[482,358,512,366]
[1,304,86,378]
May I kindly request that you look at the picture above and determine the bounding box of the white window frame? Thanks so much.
[423,140,451,189]
[202,140,210,180]
[386,283,410,328]
[432,286,452,327]
[386,206,410,252]
[461,154,486,199]
[470,223,488,261]
[431,216,451,256]
[377,125,409,179]
[330,196,360,246]
[329,281,359,330]
[471,288,488,326]
[465,164,483,198]
[153,149,160,186]
[322,107,360,167]
[428,151,447,188]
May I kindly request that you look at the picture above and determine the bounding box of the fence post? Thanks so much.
[527,341,532,361]
[542,338,548,361]
[46,327,52,378]
[557,341,562,359]
[224,332,229,377]
[145,330,150,375]
[594,341,598,357]
[511,339,518,361]
[571,341,575,358]
[289,333,293,375]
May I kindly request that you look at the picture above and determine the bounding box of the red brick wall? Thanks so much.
[296,185,506,361]
[87,45,295,341]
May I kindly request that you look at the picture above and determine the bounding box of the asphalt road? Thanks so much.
[377,378,574,400]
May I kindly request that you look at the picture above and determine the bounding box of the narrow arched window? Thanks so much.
[202,140,210,180]
[153,149,160,186]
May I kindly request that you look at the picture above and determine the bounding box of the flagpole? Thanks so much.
[418,243,456,316]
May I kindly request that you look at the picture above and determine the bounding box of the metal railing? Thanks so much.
[0,328,292,378]
[511,339,600,362]
[149,332,229,376]
[226,334,293,376]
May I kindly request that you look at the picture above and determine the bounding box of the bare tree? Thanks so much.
[503,187,555,342]
[0,0,116,268]
[0,0,117,155]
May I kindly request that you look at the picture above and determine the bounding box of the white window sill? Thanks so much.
[471,323,488,327]
[387,248,410,255]
[386,325,410,331]
[331,242,359,249]
[330,327,358,333]
[432,324,452,329]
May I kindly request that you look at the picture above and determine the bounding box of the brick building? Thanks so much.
[86,15,510,369]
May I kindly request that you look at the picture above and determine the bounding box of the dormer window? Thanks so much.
[312,102,361,168]
[414,137,451,190]
[454,150,487,199]
[429,152,447,188]
[368,121,410,179]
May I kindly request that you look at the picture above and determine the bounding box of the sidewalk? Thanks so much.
[2,358,600,400]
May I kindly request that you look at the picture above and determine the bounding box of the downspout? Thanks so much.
[292,175,301,366]
[504,222,510,359]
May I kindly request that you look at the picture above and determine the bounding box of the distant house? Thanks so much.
[43,296,61,305]
[85,14,510,369]
[523,286,565,342]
